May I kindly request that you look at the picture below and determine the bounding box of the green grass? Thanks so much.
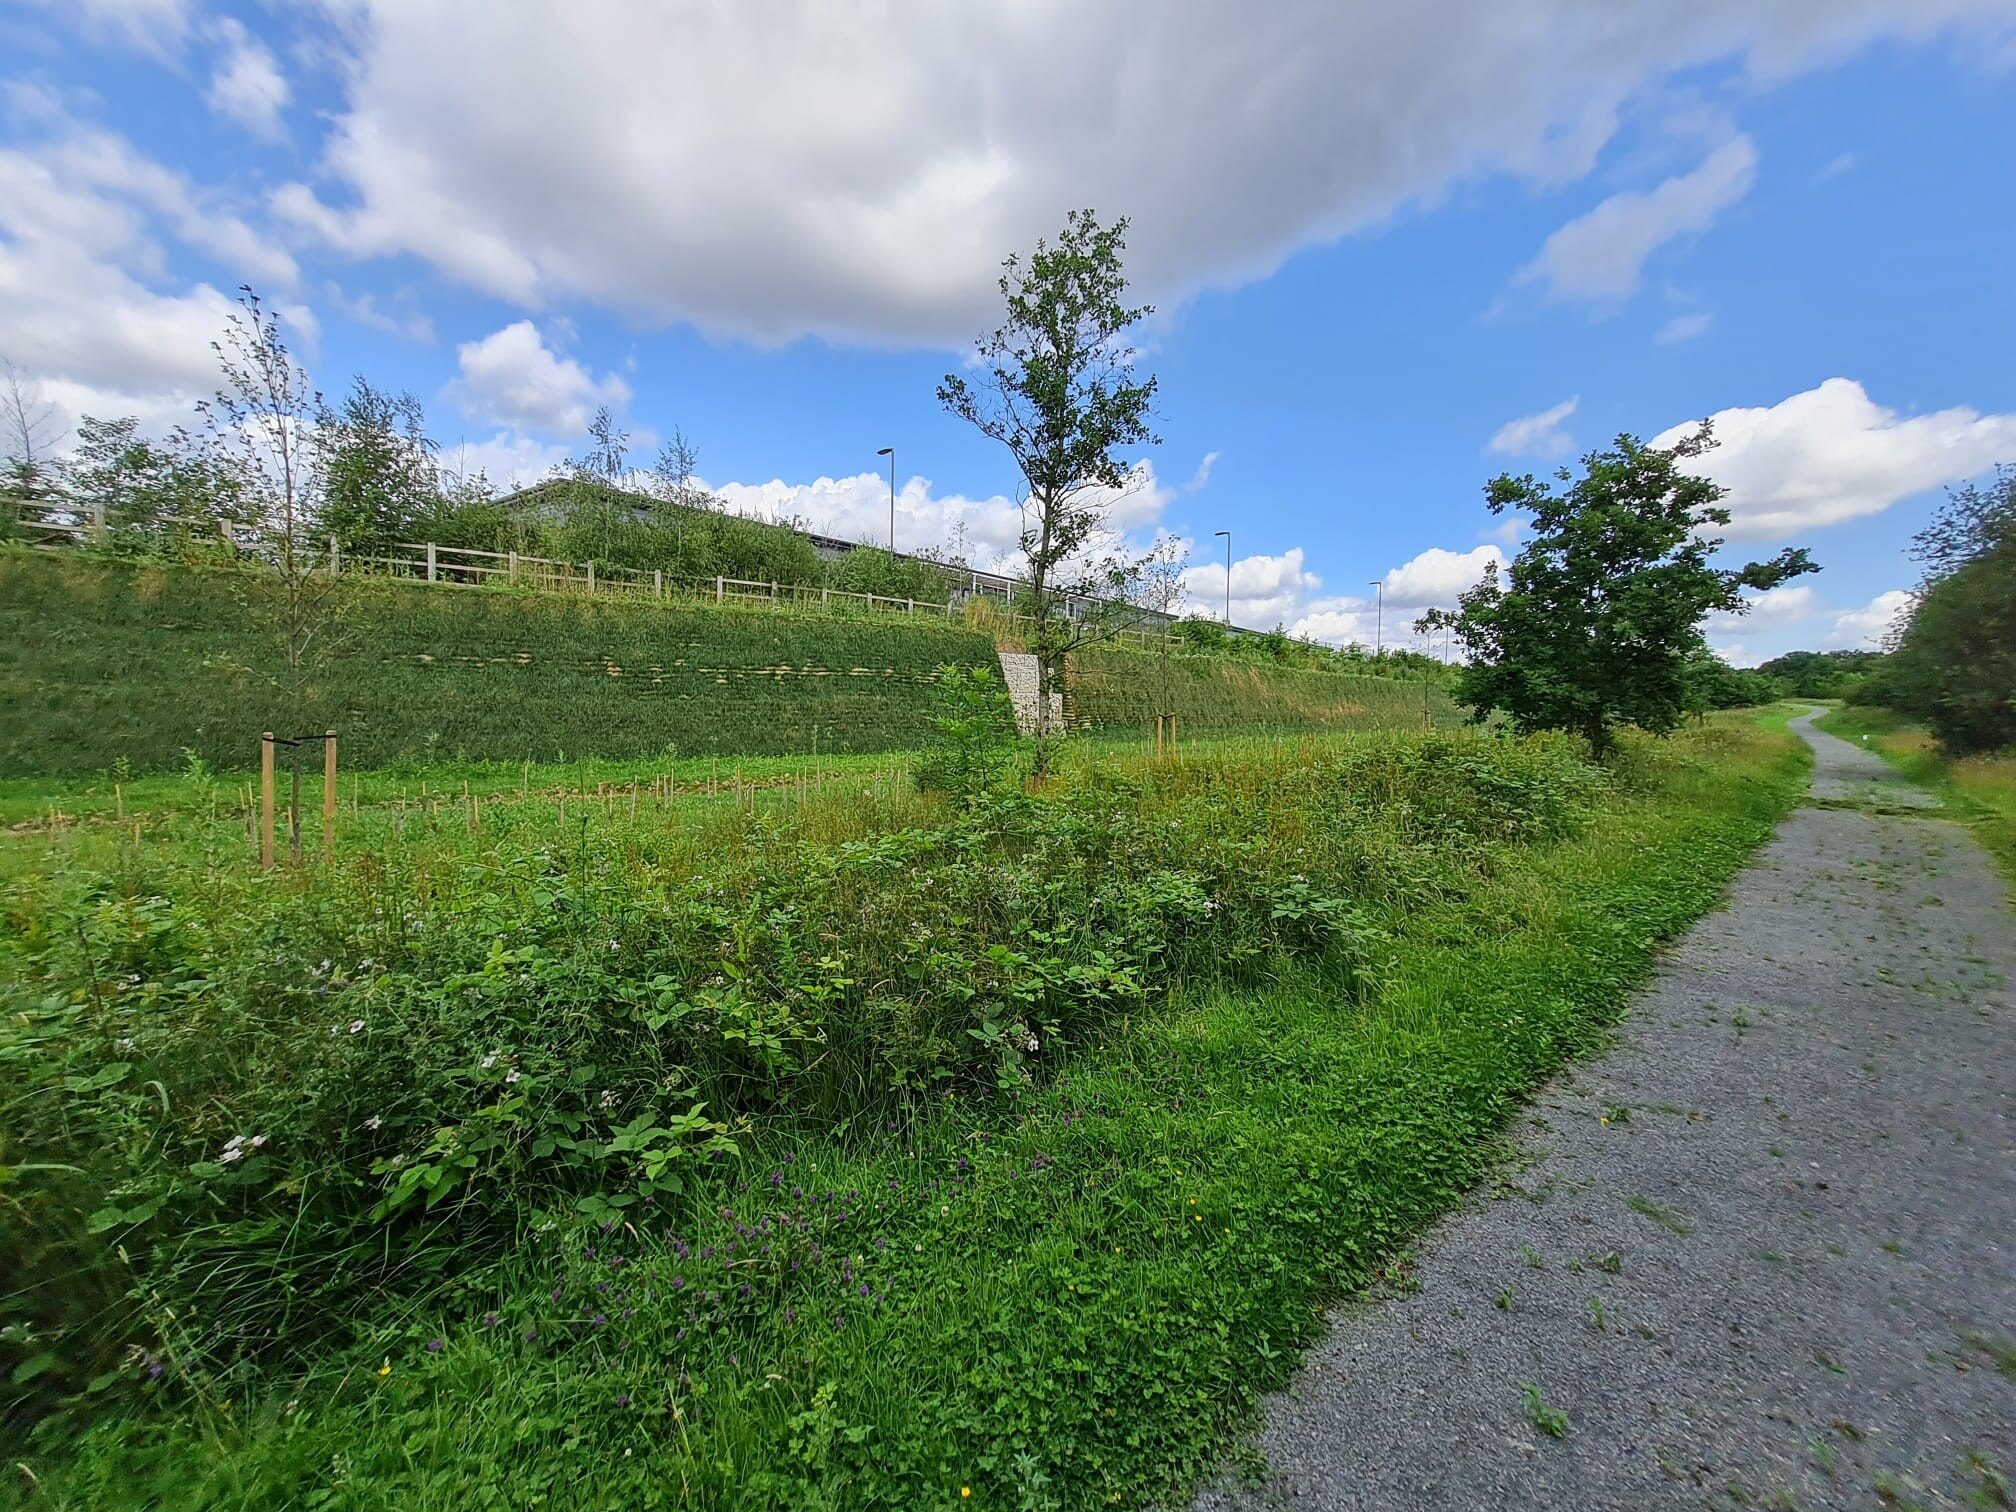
[0,552,1000,777]
[1067,645,1459,737]
[1814,705,2016,883]
[2,715,1805,1508]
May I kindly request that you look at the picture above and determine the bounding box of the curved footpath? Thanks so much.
[1195,710,2015,1511]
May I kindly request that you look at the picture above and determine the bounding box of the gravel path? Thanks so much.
[1193,709,2015,1511]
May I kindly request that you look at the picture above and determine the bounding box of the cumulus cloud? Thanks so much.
[1521,136,1757,301]
[272,3,2016,344]
[1379,544,1506,607]
[709,461,1176,576]
[1181,547,1321,627]
[1828,589,1913,648]
[447,321,631,437]
[1488,396,1578,457]
[1652,378,2016,539]
[435,431,572,490]
[1707,581,1820,632]
[0,110,306,433]
[206,18,291,139]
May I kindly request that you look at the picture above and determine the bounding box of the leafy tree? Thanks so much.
[1753,648,1885,700]
[1452,426,1815,754]
[1878,465,2015,752]
[939,209,1163,771]
[318,378,439,555]
[197,287,335,715]
[66,416,249,553]
[1680,649,1778,714]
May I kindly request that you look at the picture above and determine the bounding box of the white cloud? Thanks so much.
[1380,543,1506,607]
[1181,547,1321,627]
[1656,311,1714,343]
[1652,378,2016,539]
[1707,581,1820,632]
[1828,589,1913,649]
[1521,136,1757,301]
[18,0,192,56]
[273,3,2016,344]
[1183,450,1222,493]
[325,284,434,343]
[206,18,291,139]
[1488,396,1578,457]
[447,320,631,436]
[436,431,571,489]
[709,460,1176,577]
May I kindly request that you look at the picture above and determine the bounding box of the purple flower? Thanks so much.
[426,1338,443,1354]
[597,1281,610,1293]
[614,1393,630,1408]
[729,1353,740,1367]
[483,1312,500,1329]
[784,1308,798,1323]
[593,1313,607,1327]
[672,1276,686,1289]
[675,1328,686,1341]
[858,1284,870,1296]
[551,1285,564,1302]
[610,1256,626,1270]
[739,1283,751,1298]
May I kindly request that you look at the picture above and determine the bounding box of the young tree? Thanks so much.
[1452,426,1814,754]
[650,428,705,512]
[938,210,1162,770]
[197,287,334,714]
[318,378,439,555]
[2,360,64,502]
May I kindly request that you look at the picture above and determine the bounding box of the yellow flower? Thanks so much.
[377,1358,391,1377]
[1193,1215,1202,1223]
[961,1488,972,1499]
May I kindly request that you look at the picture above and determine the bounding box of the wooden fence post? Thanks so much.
[329,535,340,575]
[509,550,519,585]
[654,569,663,600]
[716,576,724,603]
[259,734,275,871]
[323,731,337,857]
[425,541,438,583]
[587,561,596,594]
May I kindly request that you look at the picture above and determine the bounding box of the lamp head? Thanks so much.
[876,447,893,457]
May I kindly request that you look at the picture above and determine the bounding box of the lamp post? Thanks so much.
[875,447,895,550]
[1213,530,1231,625]
[1369,579,1384,656]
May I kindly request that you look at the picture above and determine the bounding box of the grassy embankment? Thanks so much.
[1815,704,2016,881]
[1,712,1804,1509]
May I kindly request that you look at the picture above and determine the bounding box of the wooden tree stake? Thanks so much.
[259,733,276,870]
[323,731,337,858]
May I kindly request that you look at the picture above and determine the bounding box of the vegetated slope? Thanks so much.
[0,553,999,776]
[1068,644,1461,735]
[4,718,1805,1508]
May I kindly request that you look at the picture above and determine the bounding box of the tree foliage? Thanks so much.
[939,209,1164,766]
[1874,465,2015,752]
[1453,427,1814,752]
[319,378,438,555]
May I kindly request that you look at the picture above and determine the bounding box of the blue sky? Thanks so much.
[5,1,2016,662]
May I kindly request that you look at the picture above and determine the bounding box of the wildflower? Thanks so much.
[364,1115,383,1131]
[614,1393,630,1408]
[348,1019,366,1034]
[426,1338,443,1354]
[116,1036,136,1052]
[962,1489,971,1499]
[377,1358,391,1377]
[600,1089,617,1110]
[593,1313,607,1328]
[483,1312,500,1329]
[506,1069,521,1084]
[481,1053,498,1069]
[551,1285,564,1302]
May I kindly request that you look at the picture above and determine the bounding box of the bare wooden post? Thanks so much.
[259,734,275,870]
[289,743,304,865]
[89,499,107,543]
[821,586,829,606]
[425,541,438,583]
[653,569,663,600]
[715,575,724,603]
[508,550,519,585]
[329,535,340,575]
[587,561,596,594]
[114,782,124,820]
[323,730,337,857]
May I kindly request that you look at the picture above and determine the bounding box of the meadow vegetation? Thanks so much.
[1,711,1806,1507]
[1815,704,2016,880]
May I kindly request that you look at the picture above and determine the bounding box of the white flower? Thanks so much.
[348,1020,366,1035]
[116,1037,136,1052]
[599,1089,617,1109]
[219,1134,247,1164]
[249,1134,268,1148]
[506,1069,521,1084]
[220,1147,243,1164]
[364,1115,383,1131]
[1025,1036,1040,1053]
[481,1053,498,1070]
[608,939,621,951]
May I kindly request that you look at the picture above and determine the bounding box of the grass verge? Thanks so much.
[4,717,1805,1509]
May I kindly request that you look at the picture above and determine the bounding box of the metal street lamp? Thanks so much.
[875,447,895,550]
[1213,530,1232,625]
[1369,579,1384,656]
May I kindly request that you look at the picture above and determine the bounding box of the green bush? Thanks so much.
[0,553,999,775]
[3,728,1597,1415]
[911,663,1025,799]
